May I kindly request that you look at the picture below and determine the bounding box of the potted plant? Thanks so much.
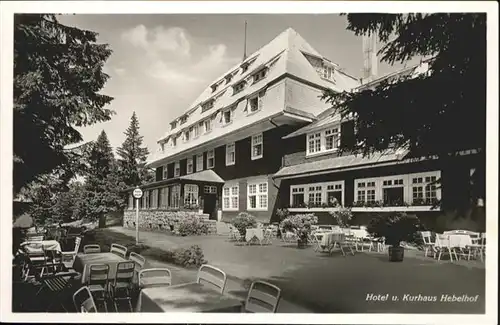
[280,214,318,248]
[367,213,424,262]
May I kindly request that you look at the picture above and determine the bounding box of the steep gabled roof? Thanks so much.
[156,28,359,143]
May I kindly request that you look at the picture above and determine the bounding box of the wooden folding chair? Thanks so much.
[138,268,172,288]
[35,271,80,312]
[244,280,281,313]
[197,264,227,294]
[109,261,135,311]
[88,264,110,312]
[73,286,98,313]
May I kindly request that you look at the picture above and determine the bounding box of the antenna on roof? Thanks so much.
[243,20,248,61]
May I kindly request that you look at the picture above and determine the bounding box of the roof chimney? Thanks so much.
[362,32,378,82]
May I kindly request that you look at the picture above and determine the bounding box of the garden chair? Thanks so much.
[433,234,457,261]
[110,243,127,258]
[35,271,80,312]
[244,280,281,313]
[311,233,325,252]
[88,264,110,312]
[420,231,435,257]
[61,237,82,269]
[129,252,146,285]
[197,264,227,294]
[138,268,172,288]
[27,234,44,242]
[73,286,98,313]
[108,261,135,311]
[261,229,273,245]
[83,244,101,254]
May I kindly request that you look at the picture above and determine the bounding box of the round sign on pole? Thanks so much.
[133,188,143,199]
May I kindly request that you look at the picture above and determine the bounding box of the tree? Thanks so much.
[14,14,114,195]
[116,112,153,187]
[322,13,486,209]
[82,131,126,228]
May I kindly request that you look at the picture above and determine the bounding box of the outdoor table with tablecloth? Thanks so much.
[20,240,62,254]
[245,228,264,243]
[136,282,244,312]
[73,252,128,284]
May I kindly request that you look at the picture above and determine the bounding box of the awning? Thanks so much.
[273,149,409,179]
[179,170,224,183]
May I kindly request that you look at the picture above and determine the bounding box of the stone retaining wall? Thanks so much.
[123,209,217,235]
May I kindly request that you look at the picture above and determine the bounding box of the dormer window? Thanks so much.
[211,82,219,93]
[204,119,212,133]
[201,99,215,113]
[194,124,200,138]
[322,65,335,81]
[233,81,246,95]
[223,109,232,125]
[170,121,177,130]
[180,115,188,125]
[253,68,268,84]
[225,74,233,84]
[172,136,177,147]
[306,125,341,156]
[241,57,257,74]
[184,130,190,142]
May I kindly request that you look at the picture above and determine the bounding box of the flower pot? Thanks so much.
[388,245,405,262]
[297,237,308,248]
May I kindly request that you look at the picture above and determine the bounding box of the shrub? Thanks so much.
[329,207,353,228]
[177,217,209,236]
[367,213,425,247]
[231,212,257,237]
[280,214,318,245]
[173,245,207,268]
[275,208,290,221]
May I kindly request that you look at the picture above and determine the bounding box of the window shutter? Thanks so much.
[340,120,355,149]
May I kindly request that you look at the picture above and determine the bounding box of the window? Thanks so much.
[204,185,217,194]
[151,189,158,209]
[172,136,177,147]
[196,153,204,172]
[233,81,246,94]
[223,184,239,210]
[223,110,232,125]
[326,183,343,206]
[251,134,263,160]
[184,130,190,142]
[128,194,133,210]
[158,188,163,208]
[382,178,404,206]
[308,186,322,207]
[325,127,340,150]
[162,165,168,180]
[248,93,263,113]
[189,127,195,139]
[170,121,177,130]
[226,143,235,166]
[201,100,214,113]
[170,185,180,209]
[207,149,215,169]
[194,124,200,138]
[174,161,180,177]
[187,158,193,174]
[211,83,219,93]
[323,65,334,81]
[180,116,188,125]
[291,187,305,207]
[184,184,199,207]
[307,133,321,154]
[225,74,233,84]
[247,180,268,210]
[306,125,342,156]
[204,119,212,133]
[253,68,267,83]
[412,174,438,205]
[161,187,169,208]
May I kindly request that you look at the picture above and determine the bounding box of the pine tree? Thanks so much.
[322,13,486,212]
[14,14,114,194]
[117,112,152,187]
[83,131,125,228]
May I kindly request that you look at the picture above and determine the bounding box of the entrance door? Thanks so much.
[203,194,217,220]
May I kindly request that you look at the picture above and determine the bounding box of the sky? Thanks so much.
[57,14,417,156]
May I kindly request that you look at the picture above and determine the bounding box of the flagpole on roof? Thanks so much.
[243,20,248,61]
